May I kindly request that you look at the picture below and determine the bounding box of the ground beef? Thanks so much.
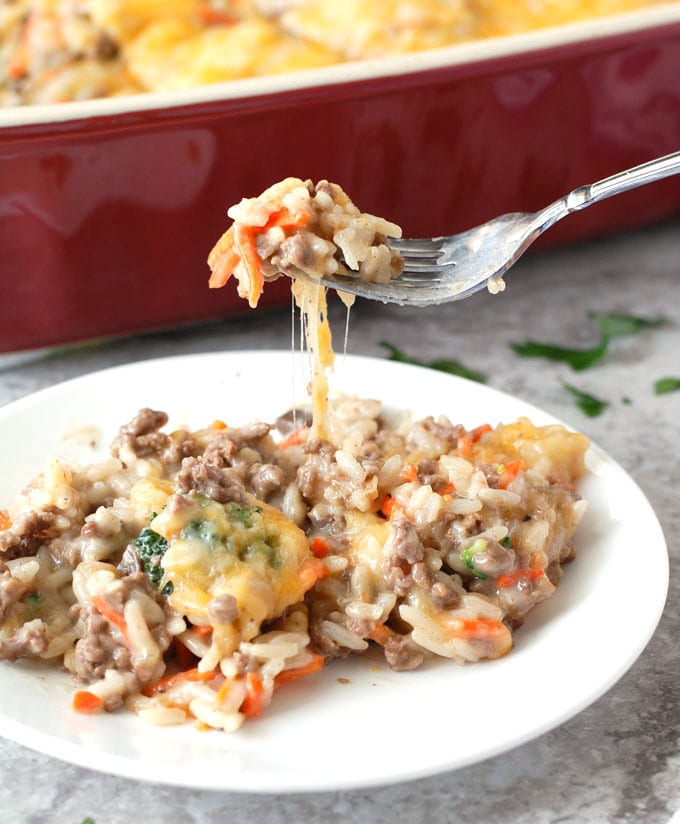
[383,635,424,671]
[0,509,58,560]
[249,463,286,501]
[296,456,326,501]
[384,566,412,597]
[0,619,48,661]
[384,518,424,566]
[207,593,238,624]
[162,430,198,469]
[111,408,170,460]
[177,457,248,506]
[73,608,131,682]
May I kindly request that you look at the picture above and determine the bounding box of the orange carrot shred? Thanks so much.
[142,667,215,697]
[456,434,473,458]
[240,672,265,718]
[299,556,329,590]
[367,624,396,646]
[92,595,128,640]
[471,423,492,442]
[497,568,545,588]
[234,224,265,308]
[279,427,309,449]
[211,419,227,430]
[497,459,526,489]
[274,654,324,687]
[400,463,418,483]
[72,690,103,714]
[0,511,11,530]
[447,617,509,640]
[311,537,330,558]
[438,482,455,495]
[263,208,310,231]
[207,226,238,288]
[198,5,236,25]
[193,624,213,637]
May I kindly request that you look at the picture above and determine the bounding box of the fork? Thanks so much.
[290,150,680,306]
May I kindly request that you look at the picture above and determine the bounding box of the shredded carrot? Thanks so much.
[400,463,418,483]
[207,226,239,288]
[240,672,265,718]
[299,556,329,589]
[0,511,11,530]
[92,595,128,641]
[496,568,545,589]
[471,423,492,442]
[72,690,103,714]
[211,419,227,430]
[195,720,212,732]
[142,667,215,697]
[274,654,324,687]
[310,537,330,558]
[456,434,473,458]
[367,623,396,646]
[198,5,236,25]
[193,624,213,638]
[438,482,455,495]
[497,459,526,489]
[263,208,310,231]
[233,224,265,308]
[380,495,405,519]
[447,617,509,640]
[279,427,309,449]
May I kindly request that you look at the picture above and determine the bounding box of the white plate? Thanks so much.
[0,351,669,793]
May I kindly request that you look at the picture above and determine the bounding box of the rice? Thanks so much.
[0,394,588,731]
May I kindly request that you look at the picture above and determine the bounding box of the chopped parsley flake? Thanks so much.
[461,545,488,579]
[510,312,665,371]
[562,382,608,417]
[654,377,680,395]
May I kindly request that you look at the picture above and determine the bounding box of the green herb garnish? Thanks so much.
[510,312,665,371]
[500,536,513,549]
[461,544,488,579]
[562,382,608,417]
[380,342,486,383]
[590,312,665,338]
[654,377,680,395]
[135,527,169,590]
[510,337,609,371]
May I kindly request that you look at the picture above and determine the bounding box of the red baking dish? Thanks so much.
[2,6,680,353]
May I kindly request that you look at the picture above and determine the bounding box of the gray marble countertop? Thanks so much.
[1,220,678,824]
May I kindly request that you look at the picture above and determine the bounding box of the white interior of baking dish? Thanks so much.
[1,3,680,129]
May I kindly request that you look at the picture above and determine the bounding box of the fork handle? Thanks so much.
[565,150,680,211]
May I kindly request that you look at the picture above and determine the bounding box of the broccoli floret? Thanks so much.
[135,527,169,590]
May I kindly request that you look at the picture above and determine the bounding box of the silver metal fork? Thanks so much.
[291,150,680,306]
